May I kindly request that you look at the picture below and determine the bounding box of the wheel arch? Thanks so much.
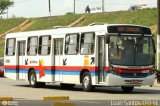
[80,69,90,83]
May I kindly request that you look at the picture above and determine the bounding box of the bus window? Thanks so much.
[6,38,16,56]
[65,33,79,55]
[39,35,51,55]
[80,32,95,55]
[27,36,38,55]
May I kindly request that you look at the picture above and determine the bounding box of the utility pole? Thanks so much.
[102,0,104,12]
[74,0,75,14]
[157,0,160,71]
[48,0,51,16]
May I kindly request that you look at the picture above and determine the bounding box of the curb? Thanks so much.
[43,96,69,101]
[53,101,75,106]
[0,97,13,101]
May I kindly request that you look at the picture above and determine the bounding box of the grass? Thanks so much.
[26,14,82,31]
[0,18,26,57]
[0,43,4,57]
[0,18,26,35]
[78,8,156,28]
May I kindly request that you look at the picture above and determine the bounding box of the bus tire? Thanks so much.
[82,72,94,92]
[29,70,45,88]
[121,86,134,93]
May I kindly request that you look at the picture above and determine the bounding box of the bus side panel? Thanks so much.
[26,56,53,83]
[62,55,97,85]
[62,55,81,84]
[4,56,17,80]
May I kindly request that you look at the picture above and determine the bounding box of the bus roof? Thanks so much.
[5,24,150,38]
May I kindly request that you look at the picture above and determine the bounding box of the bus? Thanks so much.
[4,23,156,92]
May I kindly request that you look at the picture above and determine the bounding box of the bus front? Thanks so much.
[107,25,156,92]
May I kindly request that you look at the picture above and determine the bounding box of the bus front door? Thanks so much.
[17,40,26,80]
[97,36,106,83]
[54,38,63,81]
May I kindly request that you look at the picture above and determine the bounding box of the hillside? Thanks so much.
[0,8,157,57]
[0,8,157,35]
[0,18,26,35]
[78,8,156,27]
[25,14,82,31]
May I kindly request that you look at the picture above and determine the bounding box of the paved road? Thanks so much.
[0,77,160,106]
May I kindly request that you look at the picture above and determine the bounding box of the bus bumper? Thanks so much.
[106,73,156,86]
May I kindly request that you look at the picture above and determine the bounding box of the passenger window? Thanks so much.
[27,37,38,55]
[65,33,79,55]
[6,38,16,56]
[39,36,51,55]
[80,33,95,55]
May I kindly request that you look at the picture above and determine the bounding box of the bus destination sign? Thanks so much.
[107,25,151,34]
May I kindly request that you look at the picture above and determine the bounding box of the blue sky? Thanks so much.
[5,0,157,18]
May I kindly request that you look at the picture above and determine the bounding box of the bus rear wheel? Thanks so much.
[29,70,45,88]
[121,86,134,93]
[82,72,94,92]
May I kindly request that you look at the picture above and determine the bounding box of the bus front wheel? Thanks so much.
[121,86,134,93]
[82,72,94,92]
[29,70,45,88]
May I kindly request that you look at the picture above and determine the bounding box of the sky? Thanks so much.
[3,0,157,18]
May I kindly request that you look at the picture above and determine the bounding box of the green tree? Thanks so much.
[0,0,14,15]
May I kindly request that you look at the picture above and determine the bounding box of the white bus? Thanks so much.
[4,23,156,92]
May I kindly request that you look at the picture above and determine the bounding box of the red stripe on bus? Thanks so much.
[4,65,110,71]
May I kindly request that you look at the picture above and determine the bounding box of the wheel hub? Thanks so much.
[30,74,36,85]
[83,76,90,88]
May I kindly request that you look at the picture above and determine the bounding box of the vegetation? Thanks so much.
[0,40,4,57]
[0,18,26,34]
[26,14,82,31]
[78,8,156,28]
[0,0,14,15]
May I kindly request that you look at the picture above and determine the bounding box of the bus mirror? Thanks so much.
[106,36,110,44]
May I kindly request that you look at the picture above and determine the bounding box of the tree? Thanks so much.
[0,0,14,15]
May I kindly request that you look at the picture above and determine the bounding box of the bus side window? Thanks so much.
[39,35,51,55]
[65,33,79,55]
[80,32,95,55]
[6,38,16,56]
[27,36,38,56]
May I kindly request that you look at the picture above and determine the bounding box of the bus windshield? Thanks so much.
[108,35,155,66]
